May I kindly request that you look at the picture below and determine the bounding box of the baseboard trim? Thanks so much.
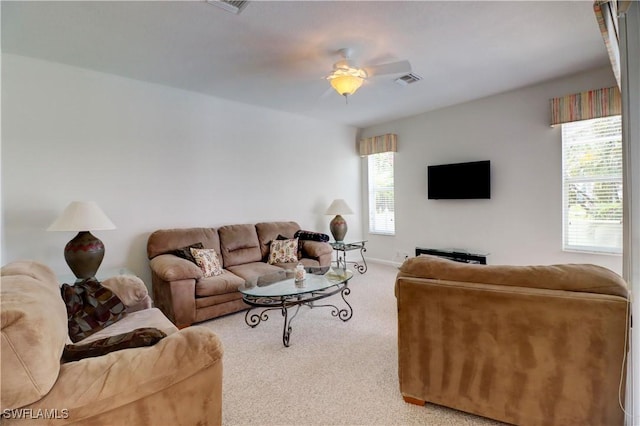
[367,257,403,268]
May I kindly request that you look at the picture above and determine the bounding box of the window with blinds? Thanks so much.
[562,115,622,254]
[368,152,395,235]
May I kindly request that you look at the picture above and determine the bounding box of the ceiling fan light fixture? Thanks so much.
[327,66,367,99]
[329,74,364,97]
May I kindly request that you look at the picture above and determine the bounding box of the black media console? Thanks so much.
[415,247,487,264]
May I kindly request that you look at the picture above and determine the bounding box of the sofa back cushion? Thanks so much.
[0,261,68,410]
[399,255,629,298]
[147,228,221,262]
[218,224,262,267]
[255,221,301,260]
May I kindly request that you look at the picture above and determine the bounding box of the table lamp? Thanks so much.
[47,201,116,280]
[326,199,354,242]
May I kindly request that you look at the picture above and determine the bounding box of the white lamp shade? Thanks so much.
[325,199,354,215]
[47,201,116,232]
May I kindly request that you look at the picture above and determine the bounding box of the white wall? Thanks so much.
[1,54,362,286]
[361,66,623,273]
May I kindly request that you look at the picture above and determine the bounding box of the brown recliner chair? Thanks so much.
[395,255,629,426]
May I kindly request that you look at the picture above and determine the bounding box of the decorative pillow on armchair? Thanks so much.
[268,238,299,264]
[61,278,127,343]
[62,327,167,362]
[190,248,223,277]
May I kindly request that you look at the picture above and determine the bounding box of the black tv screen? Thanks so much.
[427,160,491,199]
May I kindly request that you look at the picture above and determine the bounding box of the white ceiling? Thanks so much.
[1,1,609,128]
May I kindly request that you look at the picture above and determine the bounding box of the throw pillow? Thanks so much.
[171,242,204,263]
[62,327,167,362]
[268,238,299,264]
[294,230,330,243]
[61,278,127,343]
[190,248,223,277]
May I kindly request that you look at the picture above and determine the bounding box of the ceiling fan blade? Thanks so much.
[320,86,336,100]
[365,60,412,77]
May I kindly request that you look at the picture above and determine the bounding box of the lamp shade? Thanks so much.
[48,201,116,232]
[326,199,354,215]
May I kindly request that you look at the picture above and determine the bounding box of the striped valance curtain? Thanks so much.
[550,86,621,126]
[358,133,397,156]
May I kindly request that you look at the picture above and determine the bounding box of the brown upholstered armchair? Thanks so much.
[395,255,629,426]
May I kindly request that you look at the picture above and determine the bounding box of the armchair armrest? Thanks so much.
[28,327,223,425]
[150,254,203,282]
[301,240,332,258]
[101,275,152,312]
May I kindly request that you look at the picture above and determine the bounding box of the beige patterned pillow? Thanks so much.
[190,248,223,277]
[268,238,299,264]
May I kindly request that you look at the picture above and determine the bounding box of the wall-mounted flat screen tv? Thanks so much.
[427,160,491,199]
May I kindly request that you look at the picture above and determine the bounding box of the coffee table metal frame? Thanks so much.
[240,271,353,347]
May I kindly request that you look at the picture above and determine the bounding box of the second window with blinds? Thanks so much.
[562,115,623,254]
[368,152,395,235]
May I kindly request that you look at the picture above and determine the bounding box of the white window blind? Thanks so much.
[562,115,623,254]
[368,152,395,235]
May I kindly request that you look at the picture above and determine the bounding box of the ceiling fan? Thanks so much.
[325,48,412,102]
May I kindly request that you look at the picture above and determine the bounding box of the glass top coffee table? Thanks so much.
[239,267,354,347]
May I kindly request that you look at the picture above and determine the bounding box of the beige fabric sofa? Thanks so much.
[147,221,333,327]
[1,260,223,426]
[395,255,629,426]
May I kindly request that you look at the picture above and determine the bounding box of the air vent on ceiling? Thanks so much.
[394,73,422,86]
[206,0,249,14]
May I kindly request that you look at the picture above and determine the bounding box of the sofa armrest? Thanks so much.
[301,240,332,258]
[25,327,223,425]
[150,254,203,281]
[101,275,152,312]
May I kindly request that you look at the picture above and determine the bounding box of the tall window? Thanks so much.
[562,115,622,254]
[368,152,395,235]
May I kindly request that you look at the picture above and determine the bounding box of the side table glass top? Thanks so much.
[329,240,368,250]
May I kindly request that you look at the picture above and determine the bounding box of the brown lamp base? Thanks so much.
[64,231,105,279]
[330,214,348,242]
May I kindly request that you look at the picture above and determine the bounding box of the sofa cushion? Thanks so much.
[191,248,223,277]
[226,262,283,283]
[268,238,299,264]
[62,327,167,363]
[399,255,629,298]
[255,221,301,260]
[0,261,68,410]
[61,278,128,343]
[147,228,221,261]
[195,270,245,297]
[218,224,262,267]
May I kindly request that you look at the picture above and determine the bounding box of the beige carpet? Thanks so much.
[200,262,504,426]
